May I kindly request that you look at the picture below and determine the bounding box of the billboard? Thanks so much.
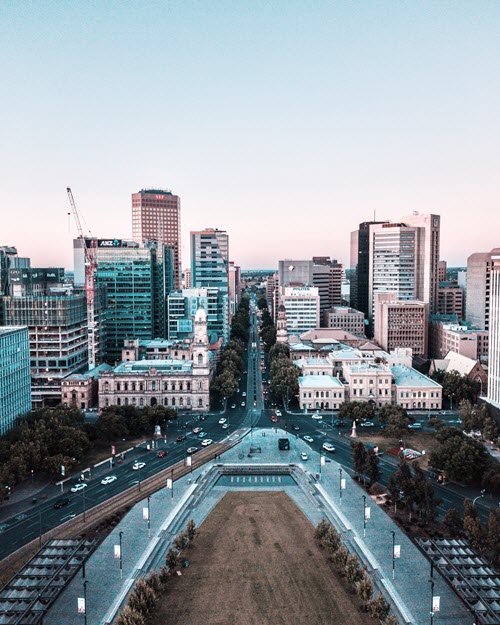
[97,239,122,248]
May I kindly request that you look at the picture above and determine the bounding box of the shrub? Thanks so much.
[115,606,146,625]
[144,570,163,593]
[368,594,390,621]
[165,548,181,573]
[355,571,374,603]
[173,531,189,552]
[332,543,349,567]
[186,519,197,541]
[322,526,341,553]
[128,579,157,615]
[314,519,330,542]
[345,554,363,585]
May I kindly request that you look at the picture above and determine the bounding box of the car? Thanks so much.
[53,498,70,509]
[197,431,207,438]
[132,462,146,471]
[333,419,346,427]
[300,452,308,461]
[199,415,207,421]
[303,435,314,443]
[242,392,247,397]
[359,421,375,427]
[176,435,187,442]
[221,423,229,429]
[230,404,236,409]
[292,425,300,431]
[192,427,202,434]
[322,443,335,452]
[275,409,282,417]
[270,416,277,423]
[157,450,168,458]
[241,402,246,407]
[408,422,423,429]
[311,413,322,420]
[219,418,227,424]
[186,447,198,454]
[70,483,88,493]
[101,475,117,485]
[201,439,213,446]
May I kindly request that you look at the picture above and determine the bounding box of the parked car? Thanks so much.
[311,413,322,420]
[157,450,168,457]
[359,421,375,427]
[101,475,117,485]
[322,443,335,453]
[270,416,277,423]
[408,422,423,429]
[197,432,207,438]
[303,435,314,443]
[70,483,88,493]
[192,427,202,434]
[241,402,246,407]
[333,419,345,427]
[242,392,247,397]
[230,404,236,409]
[275,409,282,417]
[132,462,146,471]
[53,498,70,509]
[221,423,229,429]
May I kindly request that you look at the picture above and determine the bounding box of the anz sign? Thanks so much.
[98,239,122,248]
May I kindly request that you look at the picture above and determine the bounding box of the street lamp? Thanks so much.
[83,580,89,625]
[450,393,454,412]
[391,530,396,579]
[473,489,486,506]
[119,531,124,579]
[339,468,343,504]
[147,496,151,538]
[362,495,367,537]
[82,486,87,523]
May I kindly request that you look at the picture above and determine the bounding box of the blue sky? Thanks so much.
[1,1,499,269]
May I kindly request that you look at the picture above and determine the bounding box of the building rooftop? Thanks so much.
[298,375,344,388]
[0,326,28,335]
[111,360,193,374]
[63,363,112,381]
[345,362,388,374]
[140,188,173,195]
[391,365,441,388]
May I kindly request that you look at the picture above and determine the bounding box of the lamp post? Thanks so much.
[119,531,124,579]
[429,562,435,625]
[339,468,343,504]
[83,580,88,625]
[362,495,367,537]
[391,530,396,579]
[82,486,87,523]
[39,510,43,548]
[138,464,142,491]
[170,468,174,500]
[450,393,454,412]
[147,496,151,538]
[473,489,486,506]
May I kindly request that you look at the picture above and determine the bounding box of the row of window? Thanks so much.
[352,388,390,396]
[301,391,343,399]
[102,380,201,392]
[399,391,440,398]
[104,396,205,408]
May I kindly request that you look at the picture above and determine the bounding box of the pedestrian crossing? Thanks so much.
[216,475,294,487]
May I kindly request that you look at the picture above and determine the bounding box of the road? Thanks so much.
[0,297,496,560]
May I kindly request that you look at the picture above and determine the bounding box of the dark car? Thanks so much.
[53,498,70,509]
[157,450,168,458]
[333,419,346,427]
[176,435,187,442]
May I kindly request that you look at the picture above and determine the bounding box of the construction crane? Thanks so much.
[67,187,98,370]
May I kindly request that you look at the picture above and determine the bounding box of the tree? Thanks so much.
[344,554,362,585]
[339,401,374,423]
[483,416,498,442]
[257,296,268,310]
[413,462,440,526]
[383,616,399,625]
[351,441,367,480]
[269,342,290,362]
[355,571,374,603]
[331,543,349,567]
[314,519,330,542]
[115,606,146,625]
[393,460,416,520]
[459,400,487,432]
[96,412,129,442]
[128,579,157,615]
[270,359,299,407]
[366,449,381,485]
[173,531,189,552]
[186,519,197,541]
[442,508,463,536]
[165,548,181,573]
[367,594,390,621]
[430,429,488,484]
[432,370,481,405]
[322,526,341,553]
[378,405,408,425]
[486,511,500,565]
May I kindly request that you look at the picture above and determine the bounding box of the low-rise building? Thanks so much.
[429,315,489,361]
[62,363,112,410]
[391,365,442,410]
[298,375,345,410]
[322,306,365,335]
[429,351,488,396]
[343,362,393,406]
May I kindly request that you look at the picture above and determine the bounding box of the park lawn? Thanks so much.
[355,431,440,469]
[148,491,373,625]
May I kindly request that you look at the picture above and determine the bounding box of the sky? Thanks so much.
[1,1,500,271]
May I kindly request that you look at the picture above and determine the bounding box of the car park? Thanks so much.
[187,447,198,454]
[219,418,227,424]
[157,450,168,457]
[101,475,117,485]
[311,413,322,420]
[53,498,70,509]
[300,452,308,461]
[303,435,314,443]
[322,443,335,452]
[201,439,213,447]
[359,421,375,427]
[132,462,146,471]
[70,483,88,493]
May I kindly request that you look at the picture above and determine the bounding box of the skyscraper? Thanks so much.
[0,326,31,435]
[132,189,181,289]
[487,249,500,407]
[466,250,494,331]
[191,228,230,343]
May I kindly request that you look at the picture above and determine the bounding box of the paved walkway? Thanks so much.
[45,428,471,625]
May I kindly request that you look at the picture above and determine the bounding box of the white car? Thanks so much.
[242,392,247,397]
[101,475,117,485]
[219,418,227,424]
[300,452,308,461]
[186,447,198,454]
[322,443,335,453]
[312,413,323,420]
[132,462,146,471]
[241,402,246,407]
[359,421,375,427]
[275,409,282,417]
[70,483,88,493]
[192,427,202,434]
[303,435,314,443]
[221,423,229,429]
[201,439,213,447]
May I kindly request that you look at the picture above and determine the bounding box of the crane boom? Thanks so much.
[67,187,97,370]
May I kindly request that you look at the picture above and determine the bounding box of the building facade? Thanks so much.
[61,363,112,410]
[322,306,365,335]
[0,327,31,434]
[374,293,428,357]
[428,316,488,361]
[99,309,210,411]
[466,250,494,331]
[279,286,320,336]
[131,188,181,289]
[437,282,464,318]
[487,250,500,407]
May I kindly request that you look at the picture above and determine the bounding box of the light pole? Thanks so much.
[147,496,151,538]
[83,580,88,625]
[391,530,396,579]
[473,489,486,506]
[39,510,43,548]
[362,495,367,537]
[138,464,142,491]
[82,486,87,523]
[450,393,454,412]
[170,468,174,500]
[339,468,343,504]
[119,531,124,579]
[429,562,435,625]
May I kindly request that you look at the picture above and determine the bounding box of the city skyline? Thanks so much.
[2,2,500,269]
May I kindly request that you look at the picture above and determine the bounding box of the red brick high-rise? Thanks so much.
[132,189,181,289]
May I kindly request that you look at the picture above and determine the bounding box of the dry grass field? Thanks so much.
[148,491,372,625]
